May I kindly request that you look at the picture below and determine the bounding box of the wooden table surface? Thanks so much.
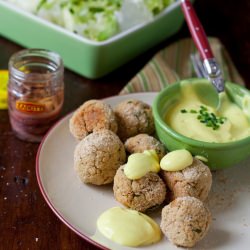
[0,0,249,249]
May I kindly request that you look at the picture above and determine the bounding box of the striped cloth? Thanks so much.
[120,37,244,95]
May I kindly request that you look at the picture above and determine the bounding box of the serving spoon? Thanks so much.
[180,0,224,109]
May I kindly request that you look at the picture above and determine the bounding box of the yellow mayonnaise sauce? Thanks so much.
[165,84,250,143]
[97,207,161,247]
[160,149,193,171]
[195,155,208,162]
[242,95,250,118]
[124,150,160,180]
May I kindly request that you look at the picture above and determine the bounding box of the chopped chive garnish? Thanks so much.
[200,105,208,111]
[190,109,197,113]
[180,106,227,130]
[181,109,188,113]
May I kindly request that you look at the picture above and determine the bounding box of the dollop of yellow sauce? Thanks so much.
[242,95,250,118]
[124,150,160,180]
[97,207,161,247]
[195,155,208,162]
[166,84,250,143]
[160,149,193,171]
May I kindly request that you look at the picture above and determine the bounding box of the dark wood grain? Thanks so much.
[0,0,249,249]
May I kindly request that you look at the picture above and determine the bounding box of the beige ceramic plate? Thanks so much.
[36,92,250,250]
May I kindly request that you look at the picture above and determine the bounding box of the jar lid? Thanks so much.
[0,70,8,110]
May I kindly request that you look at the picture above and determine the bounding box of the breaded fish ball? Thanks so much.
[69,99,118,140]
[124,134,166,160]
[160,196,211,248]
[114,99,155,141]
[161,158,212,201]
[74,130,126,185]
[113,165,166,212]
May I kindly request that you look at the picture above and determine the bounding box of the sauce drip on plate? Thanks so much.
[97,207,161,247]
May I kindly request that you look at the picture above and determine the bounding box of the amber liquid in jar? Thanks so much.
[8,49,64,142]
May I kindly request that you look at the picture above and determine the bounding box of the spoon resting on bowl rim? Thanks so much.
[181,0,224,109]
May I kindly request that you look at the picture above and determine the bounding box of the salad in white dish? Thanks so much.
[6,0,175,41]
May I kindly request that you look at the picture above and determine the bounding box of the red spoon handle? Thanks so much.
[181,0,214,60]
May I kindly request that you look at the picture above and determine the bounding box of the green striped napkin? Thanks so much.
[120,37,244,95]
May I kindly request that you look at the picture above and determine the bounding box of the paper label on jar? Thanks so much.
[16,101,45,114]
[0,70,8,110]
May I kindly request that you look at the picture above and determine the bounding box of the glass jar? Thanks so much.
[8,49,64,142]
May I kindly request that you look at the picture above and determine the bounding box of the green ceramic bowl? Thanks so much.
[152,79,250,170]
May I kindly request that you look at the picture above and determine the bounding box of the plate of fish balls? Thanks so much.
[36,92,250,250]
